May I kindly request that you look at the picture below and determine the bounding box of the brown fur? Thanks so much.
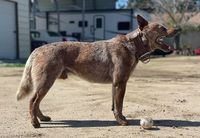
[16,15,178,128]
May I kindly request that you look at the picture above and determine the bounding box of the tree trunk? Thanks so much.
[174,26,182,54]
[175,34,180,54]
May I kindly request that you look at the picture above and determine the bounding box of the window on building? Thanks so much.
[96,18,102,28]
[78,21,88,27]
[118,22,130,30]
[69,21,75,24]
[31,31,40,38]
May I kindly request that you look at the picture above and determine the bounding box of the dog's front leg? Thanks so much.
[112,82,128,125]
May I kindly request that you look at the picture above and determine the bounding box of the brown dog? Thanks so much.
[16,15,178,128]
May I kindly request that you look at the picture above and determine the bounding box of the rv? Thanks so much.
[35,9,139,41]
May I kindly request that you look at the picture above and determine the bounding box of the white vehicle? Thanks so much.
[35,9,150,41]
[31,30,78,43]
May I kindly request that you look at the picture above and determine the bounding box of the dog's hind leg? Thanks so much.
[30,74,57,128]
[36,102,51,121]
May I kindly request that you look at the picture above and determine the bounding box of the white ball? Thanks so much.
[140,117,154,129]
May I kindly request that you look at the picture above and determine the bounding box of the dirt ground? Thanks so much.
[0,56,200,138]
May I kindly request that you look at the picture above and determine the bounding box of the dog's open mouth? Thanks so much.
[156,36,174,52]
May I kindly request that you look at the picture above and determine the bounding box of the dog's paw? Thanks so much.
[32,121,40,128]
[115,114,128,126]
[39,116,51,121]
[118,119,128,126]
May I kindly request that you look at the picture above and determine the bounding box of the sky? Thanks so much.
[116,0,128,9]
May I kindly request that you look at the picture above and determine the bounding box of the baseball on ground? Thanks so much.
[140,117,154,129]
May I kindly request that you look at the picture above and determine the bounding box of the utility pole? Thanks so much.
[54,0,60,32]
[82,0,85,41]
[31,0,36,29]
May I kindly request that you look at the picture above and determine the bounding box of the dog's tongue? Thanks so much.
[162,43,175,51]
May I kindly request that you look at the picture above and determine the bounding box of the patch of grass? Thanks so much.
[0,63,25,67]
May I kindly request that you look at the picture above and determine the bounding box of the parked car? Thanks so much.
[193,48,200,55]
[31,31,47,52]
[31,30,78,43]
[31,40,47,52]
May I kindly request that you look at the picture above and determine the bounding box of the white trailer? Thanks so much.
[35,9,139,41]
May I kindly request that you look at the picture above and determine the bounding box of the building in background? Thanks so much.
[31,0,141,41]
[0,0,30,59]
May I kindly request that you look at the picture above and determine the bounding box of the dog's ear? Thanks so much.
[136,15,148,30]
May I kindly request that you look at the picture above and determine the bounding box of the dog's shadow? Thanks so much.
[40,119,200,128]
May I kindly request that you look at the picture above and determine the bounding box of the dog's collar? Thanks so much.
[128,31,151,64]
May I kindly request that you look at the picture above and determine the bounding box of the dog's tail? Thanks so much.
[16,57,33,101]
